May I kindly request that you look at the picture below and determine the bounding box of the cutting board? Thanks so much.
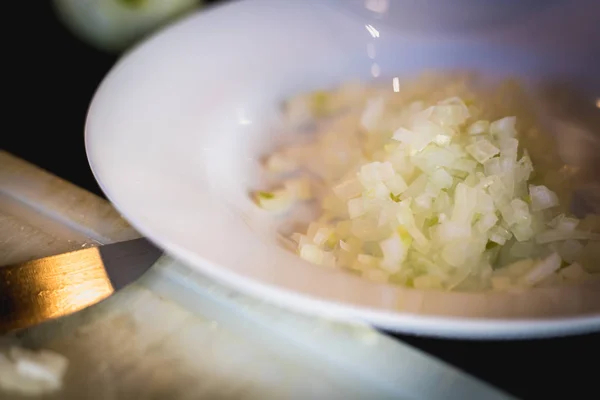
[0,150,512,400]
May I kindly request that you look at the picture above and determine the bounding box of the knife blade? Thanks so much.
[0,238,162,333]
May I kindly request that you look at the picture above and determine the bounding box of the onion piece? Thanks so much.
[521,253,562,286]
[529,185,559,212]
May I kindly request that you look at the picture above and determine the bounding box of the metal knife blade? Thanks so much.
[0,238,162,333]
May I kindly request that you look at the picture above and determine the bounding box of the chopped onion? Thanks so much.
[299,244,324,264]
[559,263,590,281]
[529,185,559,212]
[393,127,436,153]
[466,139,500,164]
[313,227,334,246]
[467,120,490,135]
[558,239,583,263]
[333,178,363,200]
[535,229,600,244]
[347,197,367,218]
[253,77,600,291]
[490,116,517,138]
[385,174,408,195]
[521,252,561,286]
[476,212,498,233]
[379,229,411,272]
[556,217,580,232]
[254,189,294,212]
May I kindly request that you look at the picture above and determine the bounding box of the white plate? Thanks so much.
[86,0,600,339]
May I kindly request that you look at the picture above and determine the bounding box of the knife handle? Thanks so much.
[0,247,114,333]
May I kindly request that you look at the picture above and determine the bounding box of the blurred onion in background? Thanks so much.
[53,0,203,52]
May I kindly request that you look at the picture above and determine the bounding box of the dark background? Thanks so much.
[4,1,600,399]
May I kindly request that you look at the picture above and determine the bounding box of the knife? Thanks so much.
[0,238,162,333]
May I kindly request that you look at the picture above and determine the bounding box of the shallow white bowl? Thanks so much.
[86,0,600,339]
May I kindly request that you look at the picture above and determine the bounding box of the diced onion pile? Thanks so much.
[252,75,600,291]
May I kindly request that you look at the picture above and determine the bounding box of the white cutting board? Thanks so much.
[0,150,513,400]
